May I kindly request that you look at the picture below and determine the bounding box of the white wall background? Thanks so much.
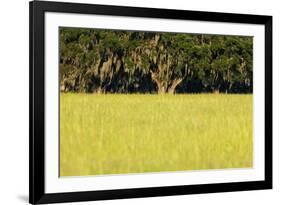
[0,0,279,204]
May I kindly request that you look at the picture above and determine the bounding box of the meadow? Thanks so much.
[60,94,253,177]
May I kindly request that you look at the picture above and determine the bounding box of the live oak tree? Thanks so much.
[205,35,253,93]
[59,28,253,94]
[60,29,126,93]
[141,33,194,94]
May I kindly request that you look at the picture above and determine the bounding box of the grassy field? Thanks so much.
[60,94,253,177]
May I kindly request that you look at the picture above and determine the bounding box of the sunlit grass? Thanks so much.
[60,94,253,176]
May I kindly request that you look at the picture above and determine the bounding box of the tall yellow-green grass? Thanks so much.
[60,94,253,177]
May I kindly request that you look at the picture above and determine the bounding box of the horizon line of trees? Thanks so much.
[59,28,253,94]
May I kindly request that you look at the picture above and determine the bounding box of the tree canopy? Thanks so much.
[59,27,253,94]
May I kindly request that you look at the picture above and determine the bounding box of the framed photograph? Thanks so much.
[29,0,272,204]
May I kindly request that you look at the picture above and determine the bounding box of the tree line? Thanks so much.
[59,28,253,94]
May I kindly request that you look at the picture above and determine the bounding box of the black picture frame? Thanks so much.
[29,0,272,204]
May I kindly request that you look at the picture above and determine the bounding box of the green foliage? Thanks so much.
[60,28,253,94]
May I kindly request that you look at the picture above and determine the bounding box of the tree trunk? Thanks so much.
[151,71,165,94]
[167,78,183,94]
[167,88,175,94]
[213,89,220,94]
[158,86,167,94]
[96,87,104,94]
[151,71,184,94]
